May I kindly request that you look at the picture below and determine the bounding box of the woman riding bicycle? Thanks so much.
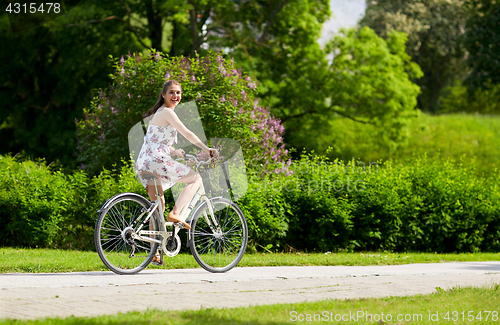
[135,80,218,244]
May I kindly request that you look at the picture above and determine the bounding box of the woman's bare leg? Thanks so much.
[168,170,202,221]
[146,182,165,213]
[146,182,165,264]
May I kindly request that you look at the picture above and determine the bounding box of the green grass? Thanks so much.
[1,248,499,273]
[1,285,499,324]
[302,113,500,177]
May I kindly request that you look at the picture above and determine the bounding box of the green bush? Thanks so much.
[440,80,500,115]
[238,178,289,251]
[1,153,499,253]
[280,153,500,253]
[0,155,81,247]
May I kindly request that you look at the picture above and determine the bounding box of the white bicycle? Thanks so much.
[94,154,248,275]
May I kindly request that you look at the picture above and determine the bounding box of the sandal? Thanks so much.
[167,213,191,229]
[151,253,165,266]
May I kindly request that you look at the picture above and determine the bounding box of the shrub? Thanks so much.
[1,153,499,253]
[281,153,500,252]
[0,155,79,247]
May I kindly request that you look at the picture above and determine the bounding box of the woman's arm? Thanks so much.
[161,110,210,153]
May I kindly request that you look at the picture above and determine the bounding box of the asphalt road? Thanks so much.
[1,262,500,320]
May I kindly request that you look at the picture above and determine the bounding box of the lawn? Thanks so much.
[1,248,499,273]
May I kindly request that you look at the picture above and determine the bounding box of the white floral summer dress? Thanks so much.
[135,113,191,190]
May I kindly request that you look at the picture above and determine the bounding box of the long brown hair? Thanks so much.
[148,80,182,116]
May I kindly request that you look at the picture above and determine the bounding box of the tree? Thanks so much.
[0,0,331,165]
[285,27,423,154]
[463,0,500,90]
[0,4,142,167]
[360,0,469,113]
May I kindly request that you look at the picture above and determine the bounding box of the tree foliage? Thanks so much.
[360,0,469,112]
[285,27,423,154]
[0,4,142,167]
[463,0,500,90]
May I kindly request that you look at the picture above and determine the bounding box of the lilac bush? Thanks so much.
[76,50,290,177]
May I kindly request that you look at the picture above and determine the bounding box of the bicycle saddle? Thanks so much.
[141,173,158,181]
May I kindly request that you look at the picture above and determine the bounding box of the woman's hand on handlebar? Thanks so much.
[209,148,219,159]
[171,148,185,158]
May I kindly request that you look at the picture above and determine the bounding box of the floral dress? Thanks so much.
[135,116,191,190]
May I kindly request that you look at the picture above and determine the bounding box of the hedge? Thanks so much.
[0,154,498,252]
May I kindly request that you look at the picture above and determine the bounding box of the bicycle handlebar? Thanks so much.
[181,153,214,172]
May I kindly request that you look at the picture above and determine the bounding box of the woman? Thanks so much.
[136,80,217,261]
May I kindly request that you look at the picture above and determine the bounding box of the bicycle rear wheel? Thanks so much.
[95,194,159,275]
[189,197,248,273]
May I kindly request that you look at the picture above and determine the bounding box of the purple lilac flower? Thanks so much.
[245,76,251,82]
[127,93,131,98]
[80,163,86,170]
[154,52,161,61]
[191,75,197,83]
[111,107,116,114]
[165,71,171,80]
[98,104,102,109]
[248,82,256,90]
[220,95,226,102]
[196,93,202,101]
[120,56,125,65]
[100,134,105,142]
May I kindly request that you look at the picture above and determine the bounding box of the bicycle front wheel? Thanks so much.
[189,197,248,273]
[95,194,159,275]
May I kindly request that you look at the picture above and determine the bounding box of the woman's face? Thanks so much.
[163,85,182,108]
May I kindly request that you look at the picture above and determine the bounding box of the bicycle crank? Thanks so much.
[162,233,181,257]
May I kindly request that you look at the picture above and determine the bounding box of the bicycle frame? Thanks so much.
[129,171,219,250]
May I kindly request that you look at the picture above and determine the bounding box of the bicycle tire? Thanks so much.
[95,194,160,275]
[189,197,248,273]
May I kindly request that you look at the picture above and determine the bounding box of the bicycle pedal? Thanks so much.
[174,222,185,229]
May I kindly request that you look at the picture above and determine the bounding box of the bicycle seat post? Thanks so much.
[153,178,163,211]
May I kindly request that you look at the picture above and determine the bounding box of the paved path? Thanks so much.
[1,262,500,320]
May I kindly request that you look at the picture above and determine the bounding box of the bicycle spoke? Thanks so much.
[96,196,159,275]
[190,198,248,272]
